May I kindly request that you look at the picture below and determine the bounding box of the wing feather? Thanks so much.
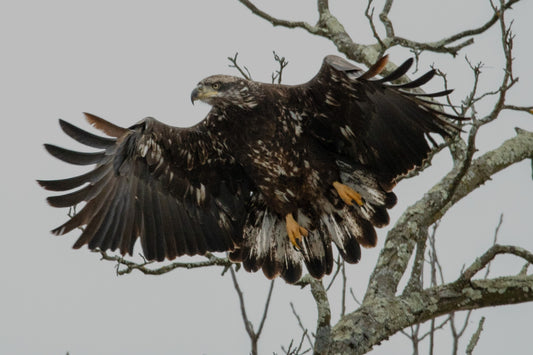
[59,119,115,148]
[44,144,105,165]
[98,180,130,252]
[38,164,111,192]
[305,55,466,182]
[117,177,138,254]
[358,55,389,80]
[41,114,252,260]
[84,112,127,138]
[391,69,436,89]
[87,182,121,250]
[376,58,413,82]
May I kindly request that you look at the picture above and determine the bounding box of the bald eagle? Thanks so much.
[39,55,463,283]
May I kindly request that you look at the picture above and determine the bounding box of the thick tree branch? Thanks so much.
[309,278,331,354]
[328,273,533,355]
[365,128,533,301]
[328,126,533,353]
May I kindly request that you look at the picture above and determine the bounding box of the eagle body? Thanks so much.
[40,55,463,283]
[212,90,335,216]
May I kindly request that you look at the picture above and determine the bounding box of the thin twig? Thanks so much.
[365,0,385,51]
[229,266,257,355]
[340,261,347,318]
[228,271,276,355]
[390,0,520,56]
[289,302,314,350]
[281,329,311,355]
[326,256,343,291]
[227,52,252,80]
[484,214,504,278]
[349,288,362,307]
[417,315,452,342]
[272,51,288,84]
[236,0,324,35]
[256,280,275,338]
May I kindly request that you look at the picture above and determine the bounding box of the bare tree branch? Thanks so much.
[290,302,314,350]
[365,127,533,302]
[449,311,473,355]
[378,0,395,38]
[229,266,257,354]
[403,229,429,294]
[466,317,486,355]
[365,0,385,52]
[459,244,533,282]
[309,278,331,354]
[484,214,504,278]
[236,0,326,35]
[502,104,533,114]
[97,250,233,276]
[328,273,533,354]
[349,288,362,307]
[228,52,253,80]
[237,0,523,72]
[228,267,275,355]
[257,279,275,338]
[272,51,288,84]
[325,256,343,291]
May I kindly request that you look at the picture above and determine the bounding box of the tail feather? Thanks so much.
[236,206,303,282]
[261,218,302,282]
[235,164,395,283]
[301,226,333,279]
[279,261,303,284]
[320,212,362,264]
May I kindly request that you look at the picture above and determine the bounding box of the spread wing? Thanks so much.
[305,55,464,184]
[38,113,252,261]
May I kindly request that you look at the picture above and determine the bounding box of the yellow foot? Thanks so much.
[285,213,308,250]
[333,181,364,206]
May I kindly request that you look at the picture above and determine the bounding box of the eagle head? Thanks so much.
[191,75,258,108]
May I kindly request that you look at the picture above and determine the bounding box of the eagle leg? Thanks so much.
[333,181,364,206]
[285,213,308,250]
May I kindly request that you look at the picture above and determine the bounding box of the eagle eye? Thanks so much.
[212,83,221,90]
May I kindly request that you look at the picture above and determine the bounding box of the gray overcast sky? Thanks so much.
[1,0,532,354]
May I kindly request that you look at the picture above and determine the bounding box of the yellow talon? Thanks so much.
[285,213,308,249]
[333,181,364,206]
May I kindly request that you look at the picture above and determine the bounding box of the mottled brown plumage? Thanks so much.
[39,55,464,283]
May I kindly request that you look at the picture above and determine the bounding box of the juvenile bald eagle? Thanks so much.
[39,55,463,283]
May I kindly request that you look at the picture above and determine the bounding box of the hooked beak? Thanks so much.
[190,87,199,105]
[190,85,218,105]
